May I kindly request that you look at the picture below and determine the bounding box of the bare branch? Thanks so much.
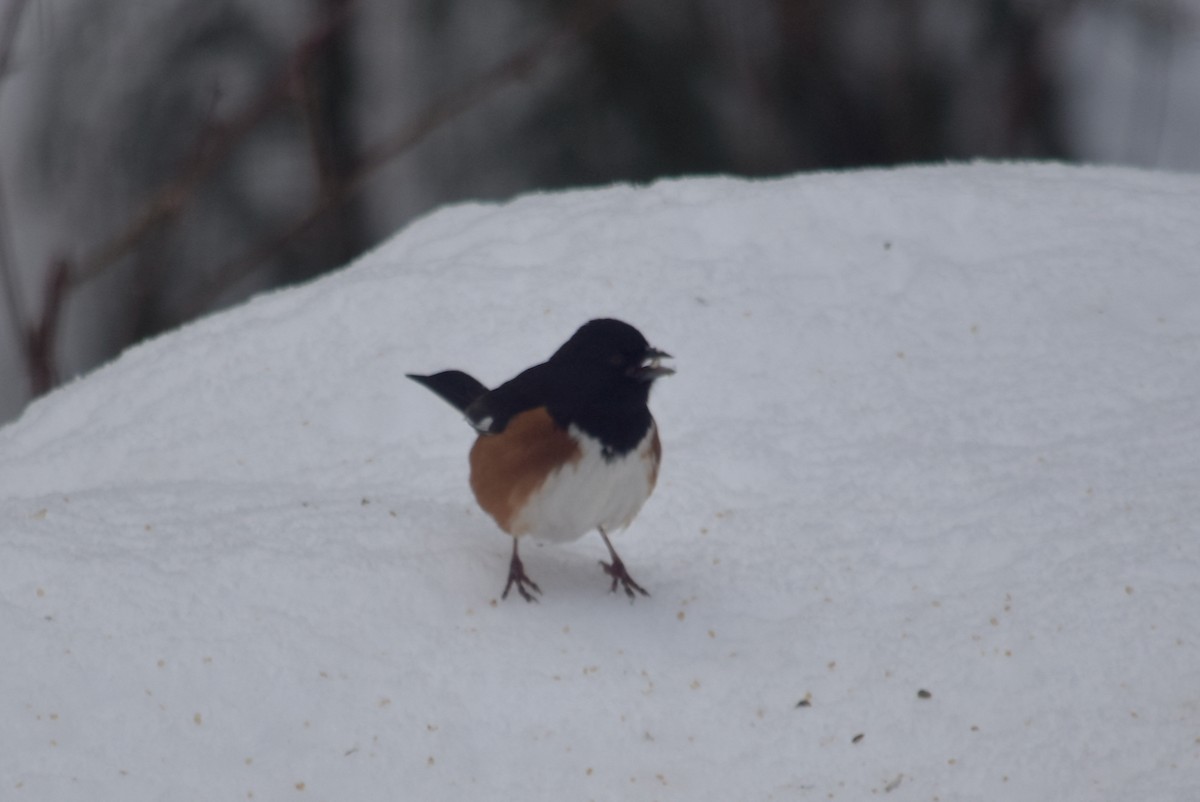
[12,0,615,398]
[70,0,360,288]
[25,257,69,395]
[357,0,620,179]
[181,0,622,319]
[0,0,29,81]
[0,0,34,381]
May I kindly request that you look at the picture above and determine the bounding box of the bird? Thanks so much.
[407,318,674,602]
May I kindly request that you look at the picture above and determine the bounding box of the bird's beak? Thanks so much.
[631,347,675,381]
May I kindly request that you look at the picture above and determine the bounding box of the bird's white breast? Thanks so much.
[511,423,659,543]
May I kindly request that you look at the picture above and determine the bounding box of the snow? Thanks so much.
[1,162,1199,800]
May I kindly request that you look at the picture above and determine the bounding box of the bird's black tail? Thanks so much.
[407,370,489,414]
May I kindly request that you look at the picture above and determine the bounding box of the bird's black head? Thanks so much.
[545,319,673,453]
[550,318,674,385]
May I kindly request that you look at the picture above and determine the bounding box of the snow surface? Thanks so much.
[1,163,1199,801]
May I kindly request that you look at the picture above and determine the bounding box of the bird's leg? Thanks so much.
[502,537,542,602]
[597,527,650,599]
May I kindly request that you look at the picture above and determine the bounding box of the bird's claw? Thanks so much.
[600,558,650,599]
[503,553,542,603]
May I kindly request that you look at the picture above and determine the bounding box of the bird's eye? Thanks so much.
[608,353,625,367]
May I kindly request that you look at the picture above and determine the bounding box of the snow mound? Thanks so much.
[1,163,1198,800]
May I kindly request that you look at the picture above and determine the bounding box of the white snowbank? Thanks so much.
[1,163,1198,800]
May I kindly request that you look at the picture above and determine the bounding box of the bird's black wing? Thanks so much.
[464,363,553,434]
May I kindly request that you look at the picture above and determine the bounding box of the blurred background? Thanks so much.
[0,0,1197,423]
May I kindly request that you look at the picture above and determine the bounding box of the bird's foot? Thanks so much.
[502,550,542,603]
[600,556,650,599]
